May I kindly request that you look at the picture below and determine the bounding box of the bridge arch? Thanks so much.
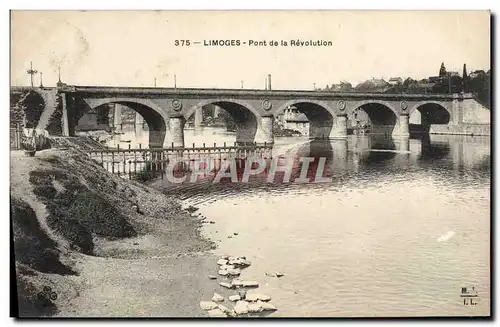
[185,99,261,145]
[274,99,338,139]
[81,97,169,148]
[184,99,261,120]
[350,100,399,135]
[408,101,451,134]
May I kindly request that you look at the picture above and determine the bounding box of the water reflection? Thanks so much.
[151,127,490,201]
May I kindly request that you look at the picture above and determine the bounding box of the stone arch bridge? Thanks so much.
[54,85,480,148]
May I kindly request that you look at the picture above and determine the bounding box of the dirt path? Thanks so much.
[10,150,69,249]
[57,249,219,317]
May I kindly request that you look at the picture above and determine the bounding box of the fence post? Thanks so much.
[16,123,21,149]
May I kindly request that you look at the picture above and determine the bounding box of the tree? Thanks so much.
[462,63,468,92]
[340,81,353,91]
[402,77,417,91]
[439,62,447,77]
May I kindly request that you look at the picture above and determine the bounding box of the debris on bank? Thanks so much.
[200,255,278,317]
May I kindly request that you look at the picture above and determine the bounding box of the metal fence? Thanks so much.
[87,142,273,180]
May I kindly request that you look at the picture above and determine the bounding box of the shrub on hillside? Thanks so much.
[11,197,74,275]
[29,168,137,255]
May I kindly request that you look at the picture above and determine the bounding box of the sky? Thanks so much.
[10,10,491,90]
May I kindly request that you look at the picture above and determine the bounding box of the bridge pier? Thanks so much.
[329,114,347,138]
[113,103,122,133]
[392,114,410,138]
[331,138,349,171]
[255,116,274,145]
[213,105,222,118]
[60,93,70,136]
[194,107,203,128]
[169,116,185,148]
[135,112,144,144]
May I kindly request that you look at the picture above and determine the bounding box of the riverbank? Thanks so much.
[11,137,219,317]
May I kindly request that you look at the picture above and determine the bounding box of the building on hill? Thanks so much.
[282,106,309,136]
[355,78,390,92]
[284,112,309,137]
[388,77,403,85]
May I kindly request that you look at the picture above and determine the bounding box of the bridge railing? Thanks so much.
[86,142,273,181]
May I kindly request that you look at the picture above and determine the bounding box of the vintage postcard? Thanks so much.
[10,10,491,318]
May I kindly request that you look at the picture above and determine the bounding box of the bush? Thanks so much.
[11,197,74,275]
[29,168,137,255]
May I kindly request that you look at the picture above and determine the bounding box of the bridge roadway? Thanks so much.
[34,84,478,147]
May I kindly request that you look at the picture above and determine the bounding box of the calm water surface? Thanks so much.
[155,127,490,317]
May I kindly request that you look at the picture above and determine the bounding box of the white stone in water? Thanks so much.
[217,304,236,317]
[258,294,271,302]
[245,293,259,302]
[208,275,217,280]
[245,293,271,302]
[221,255,230,260]
[242,280,259,287]
[231,279,243,287]
[217,259,228,265]
[212,292,224,302]
[248,302,263,313]
[220,264,234,271]
[275,272,284,277]
[218,270,229,276]
[207,308,226,317]
[228,268,241,276]
[219,281,233,289]
[228,295,241,302]
[228,258,240,266]
[200,301,219,310]
[238,259,252,268]
[190,213,198,217]
[259,301,277,311]
[233,300,249,315]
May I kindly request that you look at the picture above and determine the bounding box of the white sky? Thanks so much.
[10,10,490,89]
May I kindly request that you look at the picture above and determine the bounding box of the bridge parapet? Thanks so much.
[66,85,458,101]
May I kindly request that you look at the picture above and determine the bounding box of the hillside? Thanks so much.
[11,138,214,317]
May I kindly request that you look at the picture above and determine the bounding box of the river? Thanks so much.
[150,127,490,317]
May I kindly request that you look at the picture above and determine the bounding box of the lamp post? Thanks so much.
[26,61,38,88]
